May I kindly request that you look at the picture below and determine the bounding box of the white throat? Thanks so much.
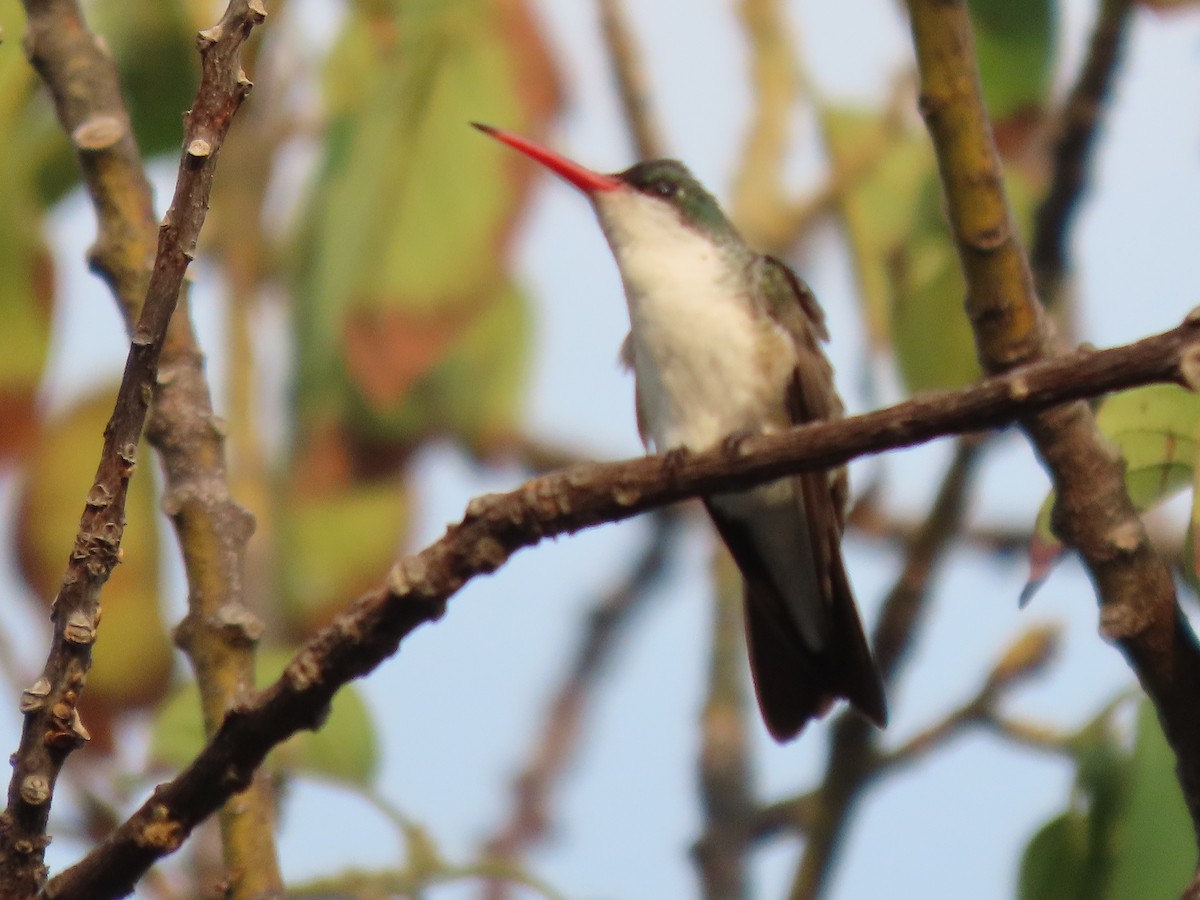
[592,189,787,453]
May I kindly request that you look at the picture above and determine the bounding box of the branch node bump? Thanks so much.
[613,484,643,507]
[1104,518,1143,556]
[186,138,212,159]
[284,652,321,693]
[85,483,113,509]
[19,775,50,806]
[71,115,124,152]
[388,556,429,597]
[64,611,98,645]
[213,604,266,645]
[197,25,224,49]
[19,678,51,714]
[1180,345,1200,393]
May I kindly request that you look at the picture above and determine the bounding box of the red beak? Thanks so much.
[472,123,622,195]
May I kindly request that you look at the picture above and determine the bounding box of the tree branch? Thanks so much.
[1031,0,1134,307]
[479,510,682,899]
[906,0,1200,868]
[731,0,803,250]
[694,561,753,900]
[596,0,665,160]
[18,0,282,892]
[39,312,1200,899]
[0,1,269,896]
[788,435,984,898]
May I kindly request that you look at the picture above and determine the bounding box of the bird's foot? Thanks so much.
[661,445,690,478]
[721,429,758,457]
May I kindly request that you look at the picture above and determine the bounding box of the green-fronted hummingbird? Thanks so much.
[474,123,886,741]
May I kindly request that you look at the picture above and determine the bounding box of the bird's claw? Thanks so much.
[662,445,690,477]
[721,429,756,456]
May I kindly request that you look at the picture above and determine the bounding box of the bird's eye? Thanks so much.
[652,180,676,199]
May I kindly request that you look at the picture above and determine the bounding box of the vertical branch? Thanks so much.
[788,437,984,899]
[905,0,1200,865]
[596,0,665,159]
[694,561,753,900]
[480,511,681,899]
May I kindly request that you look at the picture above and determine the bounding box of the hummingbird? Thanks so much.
[473,123,886,741]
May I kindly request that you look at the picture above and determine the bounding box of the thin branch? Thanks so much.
[479,509,682,899]
[18,0,282,892]
[694,561,753,900]
[906,0,1200,867]
[596,0,665,159]
[1031,0,1134,307]
[0,1,268,896]
[879,625,1061,771]
[788,435,984,899]
[40,313,1200,899]
[731,0,803,250]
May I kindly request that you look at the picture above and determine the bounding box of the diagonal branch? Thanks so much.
[0,1,267,896]
[1031,0,1134,307]
[596,0,665,160]
[480,509,682,899]
[788,435,985,898]
[17,0,282,894]
[906,0,1200,869]
[40,312,1200,900]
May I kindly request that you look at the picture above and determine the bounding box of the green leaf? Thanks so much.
[279,481,409,634]
[969,0,1056,121]
[1105,702,1194,898]
[89,0,199,157]
[1019,701,1193,899]
[1019,812,1091,900]
[821,106,935,350]
[890,173,981,391]
[150,648,380,787]
[1030,384,1200,562]
[293,0,555,449]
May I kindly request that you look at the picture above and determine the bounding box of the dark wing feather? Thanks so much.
[713,257,886,738]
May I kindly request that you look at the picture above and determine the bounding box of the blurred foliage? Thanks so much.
[282,0,557,629]
[1029,384,1200,593]
[823,105,1041,393]
[2,0,1198,895]
[4,0,558,867]
[969,0,1055,122]
[150,647,380,786]
[1019,701,1193,899]
[0,0,54,461]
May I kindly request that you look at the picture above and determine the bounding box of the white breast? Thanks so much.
[593,190,789,452]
